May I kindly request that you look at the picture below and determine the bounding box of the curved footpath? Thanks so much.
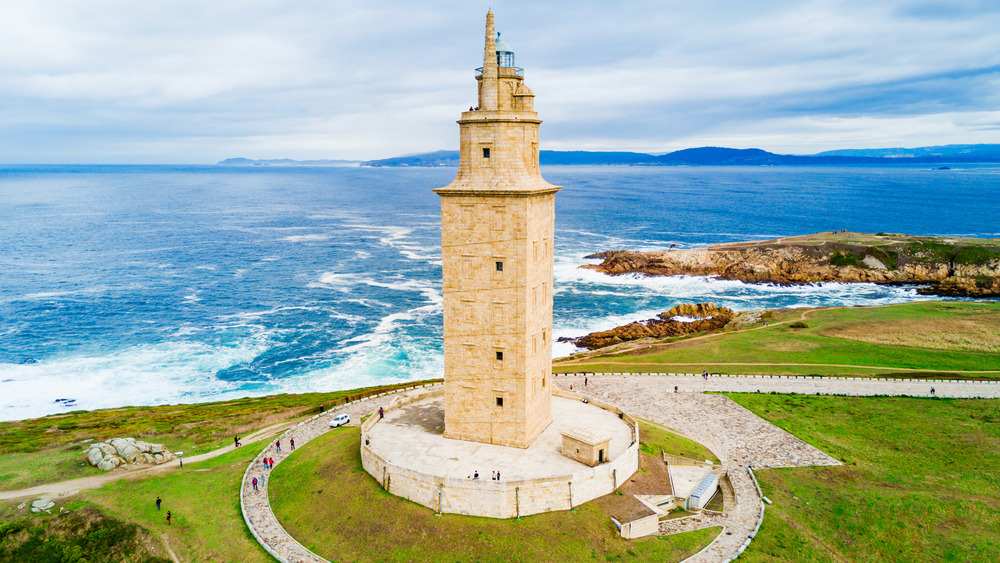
[240,384,440,563]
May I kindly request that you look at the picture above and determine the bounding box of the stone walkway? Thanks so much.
[241,385,434,563]
[556,375,841,563]
[557,372,1000,398]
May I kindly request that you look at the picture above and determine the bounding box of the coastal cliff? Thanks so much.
[584,232,1000,298]
[561,303,740,350]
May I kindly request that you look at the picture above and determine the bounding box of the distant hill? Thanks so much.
[217,158,360,166]
[360,144,1000,167]
[814,144,1000,159]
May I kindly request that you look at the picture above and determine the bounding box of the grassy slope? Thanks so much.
[0,381,436,491]
[0,447,273,563]
[637,419,720,464]
[729,394,1000,562]
[270,428,719,563]
[554,302,1000,377]
[0,505,171,563]
[81,447,272,562]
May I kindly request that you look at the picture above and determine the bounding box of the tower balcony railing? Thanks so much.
[475,66,524,77]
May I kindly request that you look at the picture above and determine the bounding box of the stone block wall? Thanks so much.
[361,388,640,519]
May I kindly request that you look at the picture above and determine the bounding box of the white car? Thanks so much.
[329,413,350,428]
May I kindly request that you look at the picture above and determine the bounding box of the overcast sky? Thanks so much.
[2,0,999,163]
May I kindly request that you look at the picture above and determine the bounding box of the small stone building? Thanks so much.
[561,427,611,467]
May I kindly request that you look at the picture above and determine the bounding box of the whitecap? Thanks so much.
[281,234,331,243]
[0,335,275,422]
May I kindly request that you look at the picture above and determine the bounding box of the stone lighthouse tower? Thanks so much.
[434,10,560,449]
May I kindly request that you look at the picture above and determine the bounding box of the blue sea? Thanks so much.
[2,164,998,420]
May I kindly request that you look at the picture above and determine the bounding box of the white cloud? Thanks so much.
[1,0,999,162]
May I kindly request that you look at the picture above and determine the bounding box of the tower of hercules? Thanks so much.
[434,10,560,449]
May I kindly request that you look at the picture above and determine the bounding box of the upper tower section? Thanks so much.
[434,10,559,196]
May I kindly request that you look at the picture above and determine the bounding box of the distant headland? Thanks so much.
[584,231,1000,298]
[356,144,1000,167]
[218,144,1000,167]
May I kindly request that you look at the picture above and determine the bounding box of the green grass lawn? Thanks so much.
[0,446,272,562]
[729,394,1000,562]
[80,447,272,562]
[0,380,436,491]
[637,419,720,464]
[269,427,719,563]
[555,302,1000,378]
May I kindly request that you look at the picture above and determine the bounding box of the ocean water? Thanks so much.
[1,164,997,420]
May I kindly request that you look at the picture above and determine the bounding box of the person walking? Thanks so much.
[584,376,588,387]
[290,438,295,451]
[166,511,172,525]
[234,435,241,448]
[156,496,161,511]
[275,440,281,453]
[379,407,384,419]
[674,385,678,393]
[252,477,258,491]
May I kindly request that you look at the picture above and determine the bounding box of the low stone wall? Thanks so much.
[360,389,640,519]
[620,513,660,539]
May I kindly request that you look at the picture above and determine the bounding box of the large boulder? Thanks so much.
[88,437,176,470]
[97,457,121,471]
[108,438,131,453]
[118,443,141,463]
[31,499,55,513]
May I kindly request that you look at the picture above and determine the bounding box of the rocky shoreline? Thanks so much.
[583,232,1000,298]
[560,303,760,350]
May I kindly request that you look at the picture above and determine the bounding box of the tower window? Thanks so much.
[496,397,504,407]
[496,351,503,361]
[495,261,503,272]
[483,147,490,158]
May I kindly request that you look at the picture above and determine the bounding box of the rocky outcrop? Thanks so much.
[31,498,56,513]
[86,437,175,471]
[584,232,1000,298]
[566,303,735,350]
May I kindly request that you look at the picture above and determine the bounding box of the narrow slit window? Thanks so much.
[482,147,491,158]
[495,261,503,272]
[496,351,503,361]
[496,397,503,407]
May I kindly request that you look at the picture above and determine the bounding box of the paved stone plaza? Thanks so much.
[367,394,632,481]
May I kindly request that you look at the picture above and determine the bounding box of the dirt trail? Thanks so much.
[0,418,300,501]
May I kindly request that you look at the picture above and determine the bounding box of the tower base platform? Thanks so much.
[361,387,639,519]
